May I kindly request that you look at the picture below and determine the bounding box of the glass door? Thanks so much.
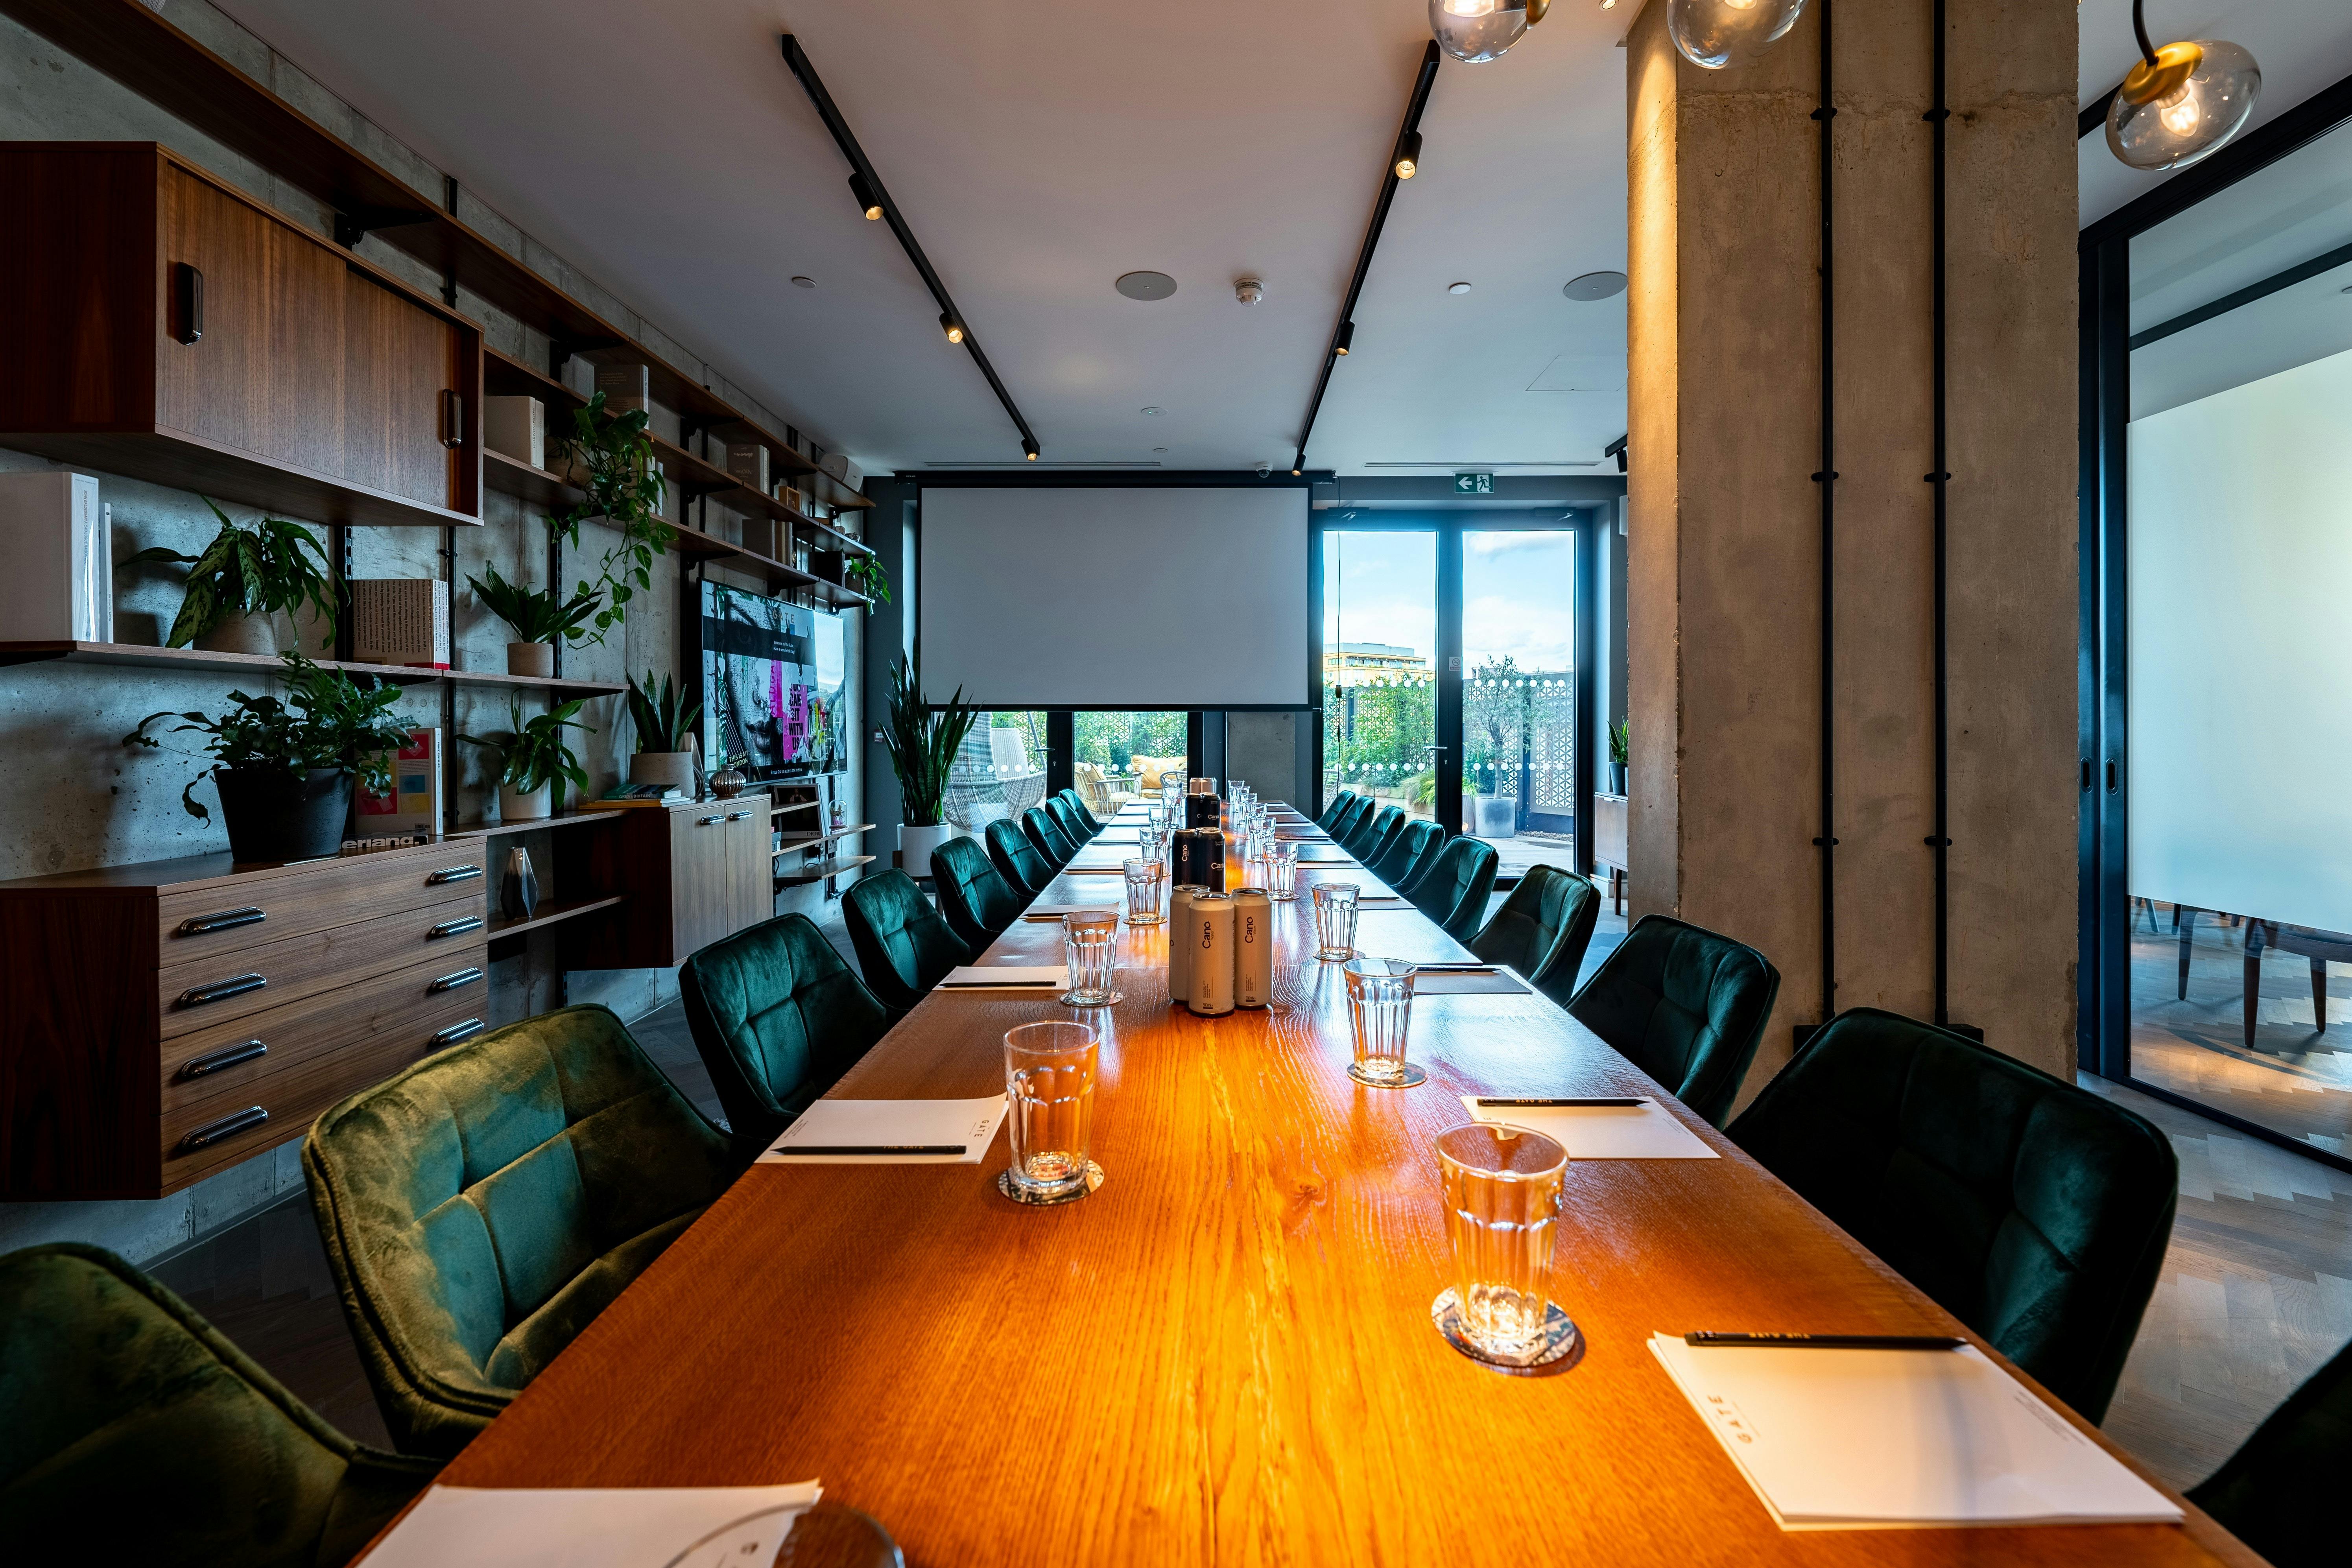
[1321,529,1439,829]
[1071,711,1189,817]
[1459,529,1578,876]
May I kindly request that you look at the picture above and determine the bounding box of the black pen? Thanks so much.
[777,1144,967,1156]
[1475,1096,1646,1107]
[1684,1332,1967,1350]
[939,979,1062,987]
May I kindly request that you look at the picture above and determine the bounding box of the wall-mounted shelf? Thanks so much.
[775,854,874,887]
[487,893,625,940]
[775,824,874,858]
[481,447,582,512]
[447,812,627,841]
[672,531,872,610]
[0,641,623,699]
[0,429,482,533]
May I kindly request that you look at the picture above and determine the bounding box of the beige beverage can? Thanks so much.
[1188,892,1236,1017]
[1234,889,1273,1009]
[1167,885,1208,1006]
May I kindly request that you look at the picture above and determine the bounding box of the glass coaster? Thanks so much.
[996,1160,1105,1206]
[1348,1061,1428,1088]
[1061,989,1123,1007]
[1431,1288,1582,1372]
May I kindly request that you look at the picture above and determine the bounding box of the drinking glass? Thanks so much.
[1264,845,1299,901]
[1003,1021,1099,1203]
[1312,882,1361,961]
[1145,803,1169,838]
[1136,827,1167,867]
[1436,1122,1568,1357]
[1123,857,1165,925]
[1343,956,1422,1086]
[1061,910,1122,1006]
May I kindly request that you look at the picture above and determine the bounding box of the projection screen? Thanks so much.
[917,487,1310,708]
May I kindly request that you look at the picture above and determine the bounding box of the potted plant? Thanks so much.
[1608,717,1629,796]
[880,644,978,875]
[123,653,413,861]
[624,670,702,795]
[462,696,594,822]
[466,562,602,677]
[550,391,673,647]
[843,555,889,603]
[122,497,338,656]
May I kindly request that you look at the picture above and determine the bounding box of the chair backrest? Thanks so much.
[1045,795,1092,845]
[1022,805,1078,866]
[843,869,972,1015]
[2188,1336,2352,1568]
[1469,864,1601,1007]
[1568,914,1778,1128]
[932,835,1026,950]
[1070,766,1113,818]
[303,1004,736,1455]
[1406,834,1499,940]
[1726,1007,2177,1422]
[1371,819,1444,891]
[1060,786,1108,832]
[988,726,1030,777]
[1348,804,1405,861]
[0,1243,438,1566]
[679,915,892,1154]
[1327,793,1372,841]
[986,818,1055,896]
[1317,790,1358,831]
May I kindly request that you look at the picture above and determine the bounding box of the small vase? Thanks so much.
[499,782,552,823]
[501,845,540,921]
[196,612,279,657]
[709,764,746,800]
[630,751,695,795]
[507,642,555,678]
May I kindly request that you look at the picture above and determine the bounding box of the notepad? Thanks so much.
[1020,904,1120,921]
[1460,1095,1719,1158]
[938,965,1068,991]
[1411,970,1529,994]
[1647,1335,2180,1530]
[365,1481,823,1567]
[761,1096,1009,1164]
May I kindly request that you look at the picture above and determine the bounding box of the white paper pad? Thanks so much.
[1410,970,1529,994]
[1647,1336,2181,1530]
[1461,1095,1719,1159]
[363,1482,822,1567]
[1020,904,1120,921]
[1354,897,1416,908]
[1062,863,1131,874]
[939,965,1068,990]
[760,1096,1009,1164]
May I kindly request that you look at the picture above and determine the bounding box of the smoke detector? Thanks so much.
[1234,277,1266,306]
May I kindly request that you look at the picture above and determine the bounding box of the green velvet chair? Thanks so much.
[680,913,894,1160]
[2188,1335,2352,1568]
[0,1243,440,1565]
[986,818,1055,897]
[932,835,1026,951]
[1370,819,1444,893]
[1346,804,1405,862]
[1725,1008,2177,1423]
[1404,834,1499,941]
[1326,793,1372,845]
[303,1004,737,1458]
[1045,795,1094,847]
[1318,791,1360,831]
[1568,915,1779,1128]
[1053,790,1105,839]
[1022,805,1080,867]
[1469,865,1601,1008]
[843,869,972,1016]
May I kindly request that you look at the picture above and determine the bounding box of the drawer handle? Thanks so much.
[726,811,751,821]
[175,906,265,937]
[173,261,203,344]
[177,1040,267,1081]
[177,973,266,1008]
[430,1018,486,1047]
[428,966,484,993]
[440,387,465,449]
[428,916,485,939]
[179,1105,268,1153]
[697,814,726,826]
[427,865,483,885]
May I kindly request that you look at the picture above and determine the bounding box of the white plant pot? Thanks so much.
[506,642,555,678]
[1473,793,1517,839]
[499,782,552,823]
[899,823,954,877]
[196,611,279,657]
[631,751,695,795]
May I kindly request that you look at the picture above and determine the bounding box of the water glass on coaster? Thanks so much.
[1264,845,1299,901]
[1122,857,1165,926]
[1431,1122,1578,1369]
[1312,882,1361,960]
[1342,956,1423,1087]
[1061,910,1122,1005]
[999,1021,1102,1205]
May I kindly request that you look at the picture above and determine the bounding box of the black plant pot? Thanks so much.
[1608,762,1627,795]
[809,548,846,586]
[211,766,352,863]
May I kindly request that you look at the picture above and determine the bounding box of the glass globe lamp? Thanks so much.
[1667,0,1808,71]
[1430,0,1528,65]
[2106,39,2260,172]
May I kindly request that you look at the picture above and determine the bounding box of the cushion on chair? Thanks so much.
[1568,915,1779,1127]
[1405,835,1499,941]
[843,870,973,1015]
[1469,864,1601,1007]
[986,818,1055,896]
[1023,806,1079,867]
[0,1243,439,1566]
[1371,819,1443,891]
[1134,756,1183,793]
[932,836,1027,950]
[2188,1335,2352,1568]
[1725,1008,2177,1423]
[303,1005,737,1457]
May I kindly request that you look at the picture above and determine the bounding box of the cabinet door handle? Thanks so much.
[177,973,266,1008]
[179,1105,268,1153]
[428,966,484,993]
[440,387,465,449]
[697,814,726,826]
[430,1017,486,1046]
[173,262,203,344]
[427,865,483,885]
[177,1040,267,1081]
[427,916,485,940]
[726,811,751,821]
[174,906,265,937]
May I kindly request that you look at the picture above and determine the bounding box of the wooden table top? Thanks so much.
[423,809,2256,1566]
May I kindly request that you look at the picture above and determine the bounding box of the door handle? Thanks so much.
[174,906,264,937]
[172,262,203,343]
[726,811,751,821]
[177,973,266,1008]
[697,814,726,826]
[439,388,465,449]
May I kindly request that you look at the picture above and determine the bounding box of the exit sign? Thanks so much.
[1454,471,1494,494]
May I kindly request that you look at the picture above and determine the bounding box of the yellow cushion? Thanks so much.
[1135,755,1182,793]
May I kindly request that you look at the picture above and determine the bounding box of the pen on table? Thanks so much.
[938,979,1062,988]
[1475,1096,1646,1107]
[1683,1332,1968,1350]
[777,1144,968,1156]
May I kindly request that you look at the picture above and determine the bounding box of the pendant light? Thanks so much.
[1429,0,1547,66]
[1666,0,1808,71]
[2105,0,2260,172]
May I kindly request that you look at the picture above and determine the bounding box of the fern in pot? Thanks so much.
[624,670,702,796]
[123,654,414,861]
[880,645,978,874]
[467,562,602,677]
[122,497,337,656]
[462,697,594,823]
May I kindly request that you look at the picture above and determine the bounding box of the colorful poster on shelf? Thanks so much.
[353,728,441,837]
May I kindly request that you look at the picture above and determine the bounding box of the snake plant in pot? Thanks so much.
[624,670,702,796]
[123,653,414,861]
[467,562,603,677]
[462,697,594,822]
[881,644,978,874]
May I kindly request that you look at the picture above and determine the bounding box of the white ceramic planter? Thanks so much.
[499,782,552,823]
[196,612,278,657]
[899,823,954,877]
[630,751,695,795]
[507,642,555,678]
[1473,793,1517,839]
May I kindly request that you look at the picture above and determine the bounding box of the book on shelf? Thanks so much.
[351,579,449,668]
[580,782,690,810]
[483,396,545,470]
[0,471,111,642]
[353,729,443,838]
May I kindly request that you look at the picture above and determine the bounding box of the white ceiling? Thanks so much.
[214,0,1633,479]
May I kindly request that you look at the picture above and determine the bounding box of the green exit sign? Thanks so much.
[1454,471,1494,494]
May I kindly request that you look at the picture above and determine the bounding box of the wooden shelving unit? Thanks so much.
[775,824,874,858]
[775,853,874,887]
[0,641,623,699]
[0,428,483,532]
[487,893,626,941]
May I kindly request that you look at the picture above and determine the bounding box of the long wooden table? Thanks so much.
[420,806,2258,1566]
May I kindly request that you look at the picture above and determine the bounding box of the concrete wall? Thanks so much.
[1223,712,1299,806]
[0,0,865,1262]
[1625,0,2077,1094]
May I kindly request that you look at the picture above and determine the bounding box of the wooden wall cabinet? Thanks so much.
[572,796,775,969]
[0,142,481,529]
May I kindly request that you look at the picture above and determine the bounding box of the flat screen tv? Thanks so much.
[699,581,848,777]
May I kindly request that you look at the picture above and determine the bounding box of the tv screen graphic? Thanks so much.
[699,582,847,777]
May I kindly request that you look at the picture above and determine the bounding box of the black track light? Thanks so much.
[1022,437,1040,461]
[1393,130,1423,180]
[847,170,883,220]
[941,311,966,345]
[1333,321,1356,356]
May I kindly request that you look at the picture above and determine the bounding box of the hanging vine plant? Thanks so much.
[550,389,674,646]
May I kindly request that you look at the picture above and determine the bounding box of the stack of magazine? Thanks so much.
[581,783,690,811]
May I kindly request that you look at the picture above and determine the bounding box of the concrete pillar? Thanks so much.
[1625,0,2077,1090]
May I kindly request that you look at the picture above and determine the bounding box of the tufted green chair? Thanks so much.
[1726,1009,2177,1423]
[932,836,1026,951]
[1371,819,1444,893]
[680,913,894,1161]
[1045,795,1094,847]
[843,870,972,1017]
[1325,793,1372,845]
[986,818,1055,897]
[2189,1336,2352,1568]
[1053,790,1105,839]
[1022,806,1079,867]
[1345,804,1404,862]
[1569,915,1779,1128]
[1317,791,1359,831]
[0,1243,440,1565]
[1404,835,1499,941]
[303,1005,736,1458]
[1469,865,1601,1009]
